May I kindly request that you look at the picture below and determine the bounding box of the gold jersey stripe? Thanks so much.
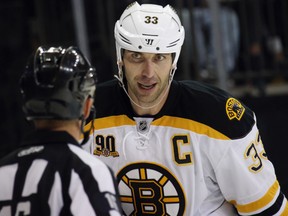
[280,200,288,216]
[86,115,135,131]
[152,116,229,140]
[230,180,280,213]
[86,115,229,140]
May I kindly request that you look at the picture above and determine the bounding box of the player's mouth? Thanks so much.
[138,83,156,90]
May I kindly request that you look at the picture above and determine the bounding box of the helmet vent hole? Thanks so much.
[156,47,160,51]
[138,46,142,49]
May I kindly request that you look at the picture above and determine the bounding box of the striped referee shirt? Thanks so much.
[0,130,122,216]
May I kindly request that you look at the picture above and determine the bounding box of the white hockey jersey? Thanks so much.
[83,79,288,215]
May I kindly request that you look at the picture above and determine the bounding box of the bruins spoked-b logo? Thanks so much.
[226,97,245,121]
[117,162,186,216]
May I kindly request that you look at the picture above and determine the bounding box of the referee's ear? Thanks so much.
[83,97,94,120]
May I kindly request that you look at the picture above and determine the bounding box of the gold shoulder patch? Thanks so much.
[226,98,245,121]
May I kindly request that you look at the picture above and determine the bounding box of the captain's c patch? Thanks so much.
[226,97,245,121]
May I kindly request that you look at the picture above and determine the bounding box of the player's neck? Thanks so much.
[131,91,169,116]
[131,94,168,116]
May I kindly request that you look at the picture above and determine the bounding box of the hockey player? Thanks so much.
[84,2,288,215]
[0,46,122,216]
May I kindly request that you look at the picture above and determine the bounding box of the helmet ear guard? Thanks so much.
[20,46,97,120]
[114,1,185,84]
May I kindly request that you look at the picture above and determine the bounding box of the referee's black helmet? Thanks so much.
[20,46,97,120]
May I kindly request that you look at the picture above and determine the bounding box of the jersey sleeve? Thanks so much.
[214,114,288,215]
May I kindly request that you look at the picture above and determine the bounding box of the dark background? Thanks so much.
[0,0,287,196]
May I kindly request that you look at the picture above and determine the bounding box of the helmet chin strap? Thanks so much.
[114,65,176,110]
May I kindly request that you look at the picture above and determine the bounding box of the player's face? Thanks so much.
[122,50,173,108]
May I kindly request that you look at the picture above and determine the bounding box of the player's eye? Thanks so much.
[154,54,165,61]
[131,52,142,59]
[129,52,144,62]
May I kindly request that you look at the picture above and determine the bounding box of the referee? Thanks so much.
[0,46,122,215]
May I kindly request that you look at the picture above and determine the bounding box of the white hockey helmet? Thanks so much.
[114,1,185,68]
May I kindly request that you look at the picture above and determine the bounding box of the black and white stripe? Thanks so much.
[0,130,122,216]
